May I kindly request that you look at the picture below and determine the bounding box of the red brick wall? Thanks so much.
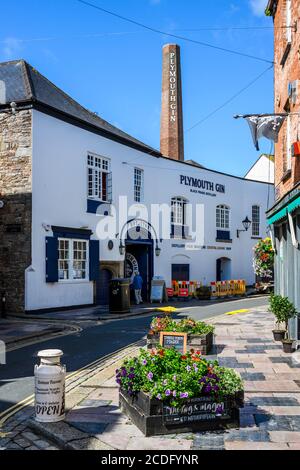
[273,0,300,200]
[160,44,184,161]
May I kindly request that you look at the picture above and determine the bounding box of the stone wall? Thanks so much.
[273,0,300,201]
[0,109,32,313]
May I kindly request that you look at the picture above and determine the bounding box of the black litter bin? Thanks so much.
[109,278,131,313]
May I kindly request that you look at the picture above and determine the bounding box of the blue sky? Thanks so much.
[0,0,274,176]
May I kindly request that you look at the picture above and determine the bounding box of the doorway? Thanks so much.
[216,257,232,281]
[125,241,154,302]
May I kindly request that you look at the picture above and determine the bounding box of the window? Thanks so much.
[252,205,260,237]
[216,205,230,229]
[286,114,292,171]
[134,168,144,202]
[171,197,186,226]
[58,238,88,281]
[286,0,292,44]
[87,154,112,202]
[171,197,188,239]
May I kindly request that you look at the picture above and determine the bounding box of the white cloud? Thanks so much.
[249,0,267,16]
[2,37,22,59]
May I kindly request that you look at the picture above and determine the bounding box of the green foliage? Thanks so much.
[253,237,274,279]
[269,294,297,337]
[149,316,214,335]
[116,348,243,407]
[195,286,211,299]
[265,7,272,16]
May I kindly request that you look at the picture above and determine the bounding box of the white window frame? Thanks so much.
[286,114,292,170]
[286,0,292,44]
[58,238,89,283]
[216,205,230,230]
[87,153,111,202]
[171,197,186,226]
[252,205,261,237]
[134,167,144,203]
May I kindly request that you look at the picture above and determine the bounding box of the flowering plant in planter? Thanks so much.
[149,316,214,336]
[253,237,274,279]
[116,348,243,408]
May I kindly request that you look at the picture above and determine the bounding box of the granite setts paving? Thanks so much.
[2,306,300,450]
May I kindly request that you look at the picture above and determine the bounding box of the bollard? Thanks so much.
[35,349,66,423]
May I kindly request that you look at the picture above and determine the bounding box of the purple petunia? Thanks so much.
[165,389,171,396]
[180,392,189,399]
[157,394,162,400]
[116,378,121,385]
[216,405,224,416]
[121,369,127,377]
[142,359,147,366]
[186,366,191,372]
[147,372,154,381]
[173,375,177,381]
[128,373,135,379]
[173,391,177,397]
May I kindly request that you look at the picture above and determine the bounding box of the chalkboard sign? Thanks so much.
[160,332,187,354]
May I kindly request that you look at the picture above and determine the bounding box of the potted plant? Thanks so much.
[147,316,215,355]
[280,298,297,353]
[117,348,244,436]
[195,286,211,300]
[269,294,288,341]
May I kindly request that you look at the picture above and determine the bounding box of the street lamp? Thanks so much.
[237,216,252,238]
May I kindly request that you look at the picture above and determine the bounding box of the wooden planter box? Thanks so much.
[147,331,214,355]
[120,389,244,437]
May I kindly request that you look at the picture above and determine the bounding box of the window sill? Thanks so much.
[280,42,291,67]
[251,236,262,240]
[58,280,91,284]
[215,239,232,244]
[281,169,292,183]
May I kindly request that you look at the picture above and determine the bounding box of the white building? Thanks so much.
[245,154,275,184]
[0,60,274,312]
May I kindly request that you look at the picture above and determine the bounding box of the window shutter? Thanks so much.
[89,240,100,281]
[46,237,59,283]
[107,172,112,203]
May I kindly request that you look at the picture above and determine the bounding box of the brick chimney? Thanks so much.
[160,44,184,161]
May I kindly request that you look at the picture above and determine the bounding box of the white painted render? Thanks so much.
[25,110,274,310]
[245,154,275,184]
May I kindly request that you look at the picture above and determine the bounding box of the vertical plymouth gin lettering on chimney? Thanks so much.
[169,51,177,123]
[160,44,184,162]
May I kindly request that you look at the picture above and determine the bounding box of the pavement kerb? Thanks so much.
[5,294,268,323]
[25,341,144,450]
[3,318,82,349]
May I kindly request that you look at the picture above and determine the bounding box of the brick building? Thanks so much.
[266,0,300,342]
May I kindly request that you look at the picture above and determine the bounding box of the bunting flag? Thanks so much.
[245,115,286,151]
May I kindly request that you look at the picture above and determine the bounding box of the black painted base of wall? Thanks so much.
[120,390,243,437]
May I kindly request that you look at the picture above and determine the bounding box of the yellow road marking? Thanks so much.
[225,309,249,316]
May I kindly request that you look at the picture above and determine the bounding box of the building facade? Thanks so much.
[0,60,273,313]
[266,0,300,342]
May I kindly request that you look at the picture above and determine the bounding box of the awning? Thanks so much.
[287,195,300,215]
[267,207,288,225]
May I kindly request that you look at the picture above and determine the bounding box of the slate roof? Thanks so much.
[0,59,159,154]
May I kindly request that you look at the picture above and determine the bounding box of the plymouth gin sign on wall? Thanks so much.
[180,175,225,196]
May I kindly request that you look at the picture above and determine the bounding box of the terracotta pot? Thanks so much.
[272,330,286,342]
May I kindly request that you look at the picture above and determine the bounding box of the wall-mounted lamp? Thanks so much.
[237,216,252,238]
[155,245,161,257]
[119,243,126,256]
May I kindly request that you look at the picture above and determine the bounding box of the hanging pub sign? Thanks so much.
[160,332,187,354]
